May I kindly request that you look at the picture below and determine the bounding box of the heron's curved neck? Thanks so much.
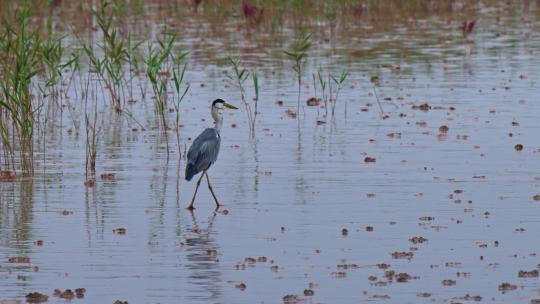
[211,106,223,132]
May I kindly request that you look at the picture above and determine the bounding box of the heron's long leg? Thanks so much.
[205,172,221,209]
[187,171,206,210]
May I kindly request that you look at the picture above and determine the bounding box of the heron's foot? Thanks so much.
[186,204,195,211]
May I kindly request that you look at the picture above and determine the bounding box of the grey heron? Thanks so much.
[185,99,238,210]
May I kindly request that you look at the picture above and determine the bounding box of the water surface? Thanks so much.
[2,2,540,303]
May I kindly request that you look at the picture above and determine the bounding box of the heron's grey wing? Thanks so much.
[187,128,221,174]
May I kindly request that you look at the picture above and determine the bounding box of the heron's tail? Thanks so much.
[185,163,196,181]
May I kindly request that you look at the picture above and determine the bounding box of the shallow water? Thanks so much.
[2,2,540,303]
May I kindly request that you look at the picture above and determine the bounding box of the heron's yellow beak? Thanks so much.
[223,103,238,110]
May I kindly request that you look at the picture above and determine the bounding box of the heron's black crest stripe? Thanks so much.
[212,98,225,106]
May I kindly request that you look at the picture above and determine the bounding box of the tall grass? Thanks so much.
[41,16,65,102]
[329,70,348,117]
[171,56,190,156]
[283,33,311,117]
[146,35,174,132]
[84,85,99,177]
[0,4,194,174]
[315,69,348,120]
[146,33,189,158]
[0,9,43,175]
[251,71,259,134]
[316,68,327,119]
[85,1,129,112]
[227,57,259,138]
[126,33,145,101]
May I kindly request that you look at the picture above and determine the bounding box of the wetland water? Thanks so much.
[2,1,540,303]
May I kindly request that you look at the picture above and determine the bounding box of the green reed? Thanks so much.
[171,55,190,156]
[316,68,327,118]
[146,33,180,158]
[0,9,42,175]
[62,50,81,98]
[86,1,129,112]
[315,69,349,119]
[146,34,174,131]
[227,57,259,138]
[84,95,98,177]
[329,70,348,117]
[40,15,79,105]
[126,33,145,101]
[252,71,259,134]
[283,33,311,117]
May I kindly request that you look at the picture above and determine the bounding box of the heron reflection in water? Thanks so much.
[185,99,238,210]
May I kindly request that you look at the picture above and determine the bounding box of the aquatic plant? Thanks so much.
[316,68,328,118]
[84,94,98,177]
[315,69,348,119]
[252,71,259,134]
[125,33,146,101]
[62,50,81,100]
[283,33,311,117]
[41,16,65,102]
[146,34,176,131]
[171,52,190,156]
[0,8,43,175]
[372,86,386,118]
[227,57,258,138]
[329,70,348,117]
[146,33,187,158]
[86,1,130,112]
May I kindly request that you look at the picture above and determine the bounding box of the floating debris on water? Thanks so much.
[439,125,449,133]
[25,292,48,303]
[364,157,376,163]
[235,282,247,290]
[306,97,321,106]
[100,173,115,180]
[113,228,126,235]
[285,109,297,118]
[412,103,431,111]
[283,294,306,304]
[0,170,16,182]
[75,288,86,299]
[518,270,539,278]
[442,280,456,286]
[303,289,314,296]
[391,252,414,260]
[409,236,428,244]
[498,282,517,292]
[8,257,30,263]
[84,179,95,188]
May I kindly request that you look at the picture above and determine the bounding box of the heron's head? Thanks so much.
[212,99,238,111]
